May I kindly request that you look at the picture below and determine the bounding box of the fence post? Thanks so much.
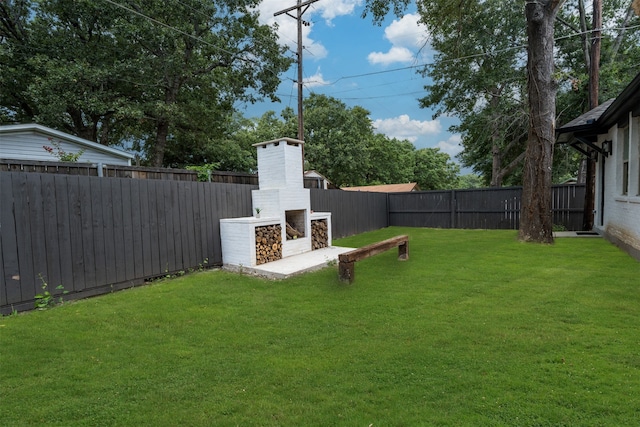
[450,190,456,229]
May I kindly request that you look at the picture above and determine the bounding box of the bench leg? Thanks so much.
[339,261,355,283]
[398,241,409,260]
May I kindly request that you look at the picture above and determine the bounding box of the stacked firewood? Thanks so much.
[311,219,328,250]
[286,222,304,240]
[255,224,282,265]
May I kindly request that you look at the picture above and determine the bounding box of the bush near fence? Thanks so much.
[0,170,584,314]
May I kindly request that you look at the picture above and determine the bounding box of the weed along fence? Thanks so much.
[0,170,584,314]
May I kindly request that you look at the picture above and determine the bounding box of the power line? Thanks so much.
[100,0,285,79]
[299,23,640,88]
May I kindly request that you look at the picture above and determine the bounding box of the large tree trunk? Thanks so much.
[489,91,504,187]
[519,0,563,243]
[152,118,169,167]
[150,80,181,167]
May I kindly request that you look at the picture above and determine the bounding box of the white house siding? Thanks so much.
[0,128,132,166]
[595,113,640,255]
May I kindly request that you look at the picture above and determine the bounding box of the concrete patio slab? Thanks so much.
[222,246,355,280]
[554,231,602,238]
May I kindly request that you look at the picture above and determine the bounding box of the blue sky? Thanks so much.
[240,0,463,162]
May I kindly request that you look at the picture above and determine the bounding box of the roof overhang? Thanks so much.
[0,123,135,160]
[556,73,640,148]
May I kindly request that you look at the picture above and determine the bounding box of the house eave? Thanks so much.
[0,123,135,160]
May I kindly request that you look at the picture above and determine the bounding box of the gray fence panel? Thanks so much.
[455,187,523,229]
[0,172,259,313]
[388,191,453,228]
[310,189,388,238]
[0,174,19,306]
[389,185,584,230]
[551,184,585,230]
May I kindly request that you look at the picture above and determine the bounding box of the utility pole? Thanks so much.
[583,0,602,231]
[274,0,319,141]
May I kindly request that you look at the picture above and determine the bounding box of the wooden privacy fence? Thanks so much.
[0,173,256,313]
[0,172,387,314]
[388,185,585,230]
[1,159,327,187]
[0,172,584,314]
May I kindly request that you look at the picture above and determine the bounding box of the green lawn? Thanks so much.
[1,227,639,426]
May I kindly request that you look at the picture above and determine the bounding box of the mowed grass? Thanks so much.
[1,227,639,426]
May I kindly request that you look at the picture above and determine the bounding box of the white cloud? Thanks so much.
[436,134,463,158]
[373,114,441,142]
[255,0,363,61]
[303,68,331,88]
[368,13,429,66]
[384,14,428,50]
[317,0,363,23]
[368,46,414,66]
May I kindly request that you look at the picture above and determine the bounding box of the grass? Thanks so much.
[1,227,639,426]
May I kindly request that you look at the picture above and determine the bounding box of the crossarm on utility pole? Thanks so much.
[273,0,320,16]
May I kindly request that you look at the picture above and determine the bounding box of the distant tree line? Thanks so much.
[210,93,463,190]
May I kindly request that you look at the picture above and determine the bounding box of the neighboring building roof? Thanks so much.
[557,72,640,143]
[304,170,330,180]
[341,182,420,193]
[0,123,135,164]
[304,170,335,190]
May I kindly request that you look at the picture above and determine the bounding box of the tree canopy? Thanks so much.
[0,0,292,166]
[362,0,640,188]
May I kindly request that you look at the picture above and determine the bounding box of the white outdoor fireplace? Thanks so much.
[220,138,332,269]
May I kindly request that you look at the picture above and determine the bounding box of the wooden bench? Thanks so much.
[338,235,409,283]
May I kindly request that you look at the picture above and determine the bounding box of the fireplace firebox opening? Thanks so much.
[285,209,306,240]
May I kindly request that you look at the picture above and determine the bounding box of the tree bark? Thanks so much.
[578,0,590,71]
[152,118,169,167]
[489,91,504,187]
[519,0,563,243]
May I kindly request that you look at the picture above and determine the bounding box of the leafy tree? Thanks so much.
[1,0,135,142]
[365,134,415,185]
[363,0,639,191]
[364,1,529,187]
[413,147,460,190]
[290,94,374,187]
[458,174,484,189]
[419,1,529,187]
